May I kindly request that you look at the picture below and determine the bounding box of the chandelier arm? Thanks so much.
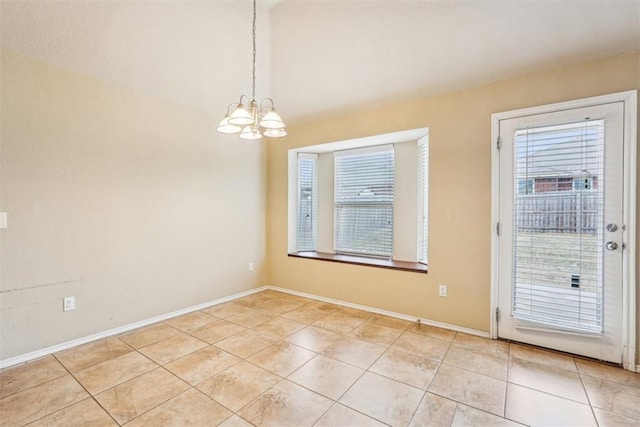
[259,98,276,113]
[238,94,250,106]
[226,101,239,115]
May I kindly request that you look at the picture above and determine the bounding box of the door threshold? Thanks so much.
[498,338,623,369]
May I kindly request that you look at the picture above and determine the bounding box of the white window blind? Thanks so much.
[417,138,429,264]
[512,120,604,332]
[297,153,317,251]
[334,146,394,258]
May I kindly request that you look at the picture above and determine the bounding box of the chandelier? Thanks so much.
[217,0,286,140]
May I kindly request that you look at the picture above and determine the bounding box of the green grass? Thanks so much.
[514,232,600,293]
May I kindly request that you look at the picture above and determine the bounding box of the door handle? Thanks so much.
[605,241,618,251]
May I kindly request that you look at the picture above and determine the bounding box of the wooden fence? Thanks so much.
[515,191,599,234]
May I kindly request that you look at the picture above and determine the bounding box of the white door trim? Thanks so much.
[490,90,637,371]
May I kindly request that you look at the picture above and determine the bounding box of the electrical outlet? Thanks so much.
[248,262,254,272]
[63,296,75,312]
[439,284,447,297]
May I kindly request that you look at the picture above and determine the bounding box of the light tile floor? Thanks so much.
[1,289,639,426]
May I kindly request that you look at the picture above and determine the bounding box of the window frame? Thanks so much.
[296,153,318,252]
[417,137,429,265]
[287,128,429,274]
[333,145,395,259]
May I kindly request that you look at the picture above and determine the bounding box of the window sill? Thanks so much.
[288,251,428,273]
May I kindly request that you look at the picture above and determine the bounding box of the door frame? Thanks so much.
[490,90,637,371]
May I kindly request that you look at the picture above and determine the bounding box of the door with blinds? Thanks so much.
[496,102,624,363]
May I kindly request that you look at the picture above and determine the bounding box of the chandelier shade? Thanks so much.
[259,110,285,129]
[216,116,242,134]
[217,0,286,139]
[263,128,287,138]
[228,104,253,126]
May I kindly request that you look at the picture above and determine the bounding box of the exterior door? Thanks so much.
[496,101,625,363]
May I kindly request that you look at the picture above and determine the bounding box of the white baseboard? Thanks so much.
[0,286,268,370]
[267,285,490,338]
[1,284,492,370]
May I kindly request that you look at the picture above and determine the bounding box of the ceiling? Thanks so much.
[1,1,639,126]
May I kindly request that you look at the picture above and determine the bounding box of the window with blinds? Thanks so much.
[334,146,394,258]
[512,120,604,332]
[417,138,429,264]
[296,153,317,251]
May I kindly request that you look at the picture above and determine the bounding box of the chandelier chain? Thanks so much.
[252,0,257,101]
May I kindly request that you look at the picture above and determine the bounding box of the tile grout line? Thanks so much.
[0,356,68,402]
[505,380,598,406]
[289,316,402,427]
[406,331,456,426]
[505,343,518,420]
[506,347,609,409]
[326,318,427,426]
[503,345,511,421]
[120,368,197,425]
[51,353,122,427]
[87,355,162,424]
[405,391,448,427]
[409,329,457,425]
[190,386,238,426]
[147,317,292,424]
[223,303,393,425]
[574,358,601,426]
[223,356,286,419]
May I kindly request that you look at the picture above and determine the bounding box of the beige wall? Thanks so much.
[267,53,640,358]
[1,47,638,365]
[0,49,267,360]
